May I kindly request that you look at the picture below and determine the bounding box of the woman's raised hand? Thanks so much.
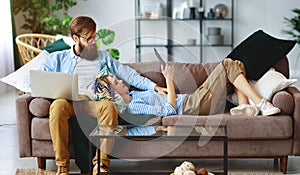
[161,63,175,80]
[161,63,177,108]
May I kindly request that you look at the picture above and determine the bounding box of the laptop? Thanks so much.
[30,70,80,101]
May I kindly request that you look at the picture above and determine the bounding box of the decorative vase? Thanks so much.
[207,8,215,19]
[189,7,196,19]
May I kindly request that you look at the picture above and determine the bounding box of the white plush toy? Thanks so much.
[174,161,196,175]
[181,161,195,172]
[171,161,215,175]
[174,166,185,175]
[183,170,196,175]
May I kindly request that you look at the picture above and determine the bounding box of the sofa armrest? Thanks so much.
[272,90,294,114]
[15,93,34,157]
[287,87,300,156]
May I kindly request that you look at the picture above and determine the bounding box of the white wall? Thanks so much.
[69,0,300,76]
[0,0,14,93]
[69,0,136,63]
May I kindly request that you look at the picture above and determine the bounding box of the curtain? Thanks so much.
[0,0,14,93]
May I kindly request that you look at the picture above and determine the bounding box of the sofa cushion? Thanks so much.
[0,51,49,93]
[42,38,71,53]
[227,30,296,80]
[227,67,296,105]
[273,57,289,79]
[172,62,218,94]
[126,61,166,88]
[250,68,297,101]
[162,114,293,139]
[126,61,218,94]
[112,139,293,158]
[143,116,162,125]
[272,91,294,115]
[29,98,51,117]
[31,115,161,141]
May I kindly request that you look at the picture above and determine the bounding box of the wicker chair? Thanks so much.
[15,33,56,64]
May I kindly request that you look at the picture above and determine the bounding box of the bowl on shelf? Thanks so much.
[207,35,224,45]
[214,4,229,19]
[207,27,221,35]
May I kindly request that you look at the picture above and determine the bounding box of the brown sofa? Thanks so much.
[16,56,300,174]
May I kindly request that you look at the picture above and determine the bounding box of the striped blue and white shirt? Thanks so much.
[127,90,187,117]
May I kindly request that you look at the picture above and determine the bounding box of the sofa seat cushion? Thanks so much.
[31,116,162,140]
[162,114,293,139]
[112,139,292,158]
[143,116,162,125]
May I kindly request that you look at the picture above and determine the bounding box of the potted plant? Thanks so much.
[12,0,77,35]
[13,0,120,59]
[97,28,120,60]
[283,8,300,43]
[283,8,300,72]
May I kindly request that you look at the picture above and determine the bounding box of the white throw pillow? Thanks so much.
[0,50,49,93]
[252,68,297,100]
[227,68,297,105]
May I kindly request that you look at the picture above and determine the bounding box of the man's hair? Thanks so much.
[69,16,96,37]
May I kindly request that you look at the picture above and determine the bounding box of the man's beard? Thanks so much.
[79,42,98,60]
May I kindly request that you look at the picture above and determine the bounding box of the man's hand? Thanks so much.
[155,85,168,96]
[78,95,90,101]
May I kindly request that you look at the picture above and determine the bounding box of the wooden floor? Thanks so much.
[1,83,300,175]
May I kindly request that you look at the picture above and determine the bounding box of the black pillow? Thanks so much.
[227,30,296,80]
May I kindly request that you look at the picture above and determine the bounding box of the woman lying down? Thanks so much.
[93,58,280,136]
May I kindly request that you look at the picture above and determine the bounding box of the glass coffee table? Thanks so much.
[89,125,227,175]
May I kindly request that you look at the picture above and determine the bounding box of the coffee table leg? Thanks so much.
[98,138,100,175]
[224,138,228,175]
[89,141,93,175]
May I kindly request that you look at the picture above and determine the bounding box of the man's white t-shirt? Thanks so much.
[74,57,99,95]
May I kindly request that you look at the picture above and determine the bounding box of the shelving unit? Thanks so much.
[135,0,234,63]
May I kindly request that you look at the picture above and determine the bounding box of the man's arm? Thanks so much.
[101,52,158,91]
[40,54,56,72]
[39,49,75,73]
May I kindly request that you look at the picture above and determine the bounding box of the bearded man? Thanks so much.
[40,16,167,175]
